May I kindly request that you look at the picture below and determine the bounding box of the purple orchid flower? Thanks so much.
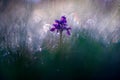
[50,16,71,35]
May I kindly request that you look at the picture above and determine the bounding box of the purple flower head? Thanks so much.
[50,16,71,35]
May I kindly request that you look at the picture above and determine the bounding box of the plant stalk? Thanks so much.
[59,30,62,51]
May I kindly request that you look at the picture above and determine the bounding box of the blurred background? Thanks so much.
[0,0,120,80]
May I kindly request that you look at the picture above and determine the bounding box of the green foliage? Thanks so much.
[0,31,120,80]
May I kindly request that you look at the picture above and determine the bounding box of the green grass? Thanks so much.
[0,31,120,80]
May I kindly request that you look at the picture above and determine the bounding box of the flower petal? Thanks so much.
[53,24,58,27]
[67,30,71,35]
[60,20,67,24]
[61,16,66,19]
[55,20,60,23]
[50,28,56,32]
[67,27,71,30]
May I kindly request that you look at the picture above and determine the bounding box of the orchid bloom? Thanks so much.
[50,16,71,35]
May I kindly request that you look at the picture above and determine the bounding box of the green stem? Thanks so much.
[60,31,62,51]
